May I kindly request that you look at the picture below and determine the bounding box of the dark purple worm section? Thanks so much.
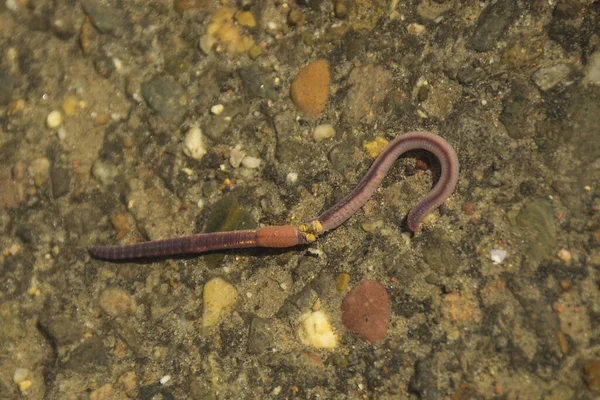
[89,226,307,260]
[312,131,459,233]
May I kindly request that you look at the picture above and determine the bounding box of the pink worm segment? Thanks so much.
[312,131,459,232]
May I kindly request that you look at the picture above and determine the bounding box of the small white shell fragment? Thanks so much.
[183,124,206,161]
[46,110,63,129]
[490,249,507,264]
[313,124,335,142]
[241,156,261,169]
[210,104,224,115]
[159,375,171,385]
[229,145,245,168]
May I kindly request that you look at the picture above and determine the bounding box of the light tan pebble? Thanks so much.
[118,371,137,396]
[99,287,137,317]
[13,368,30,384]
[183,124,207,161]
[241,156,261,169]
[286,172,298,184]
[229,145,245,168]
[361,220,383,232]
[199,34,216,54]
[202,277,238,327]
[91,159,118,185]
[407,23,425,35]
[8,243,21,255]
[46,110,63,129]
[557,248,571,263]
[61,96,79,116]
[235,11,256,28]
[90,384,115,400]
[210,104,224,115]
[28,157,51,188]
[297,310,337,348]
[313,124,335,142]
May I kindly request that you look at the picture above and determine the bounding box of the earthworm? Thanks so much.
[89,131,458,260]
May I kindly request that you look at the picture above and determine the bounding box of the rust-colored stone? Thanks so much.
[341,280,390,344]
[290,59,330,118]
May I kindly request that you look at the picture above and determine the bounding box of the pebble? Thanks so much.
[183,125,207,161]
[46,110,63,129]
[290,59,330,118]
[141,77,188,124]
[210,104,224,115]
[51,166,71,198]
[490,249,507,264]
[532,64,572,91]
[28,157,51,188]
[229,145,245,168]
[91,158,118,185]
[202,277,238,328]
[341,280,391,344]
[313,123,335,142]
[583,359,600,392]
[98,287,137,317]
[516,198,557,266]
[286,172,298,184]
[297,310,338,349]
[557,248,571,263]
[241,156,261,169]
[0,71,14,106]
[110,212,130,240]
[199,34,217,54]
[466,0,518,52]
[247,316,272,354]
[235,11,256,28]
[335,273,350,291]
[583,51,600,86]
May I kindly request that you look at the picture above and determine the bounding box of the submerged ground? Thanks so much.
[0,0,599,398]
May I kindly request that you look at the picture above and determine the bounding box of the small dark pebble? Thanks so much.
[51,166,71,198]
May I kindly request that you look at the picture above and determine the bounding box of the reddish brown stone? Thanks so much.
[341,280,390,344]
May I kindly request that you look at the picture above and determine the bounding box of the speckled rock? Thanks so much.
[99,287,137,317]
[202,277,238,328]
[290,59,330,118]
[467,0,518,52]
[141,77,188,124]
[81,0,125,35]
[341,280,390,344]
[516,197,557,266]
[247,316,272,354]
[343,64,392,123]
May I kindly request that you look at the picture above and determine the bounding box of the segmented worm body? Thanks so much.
[89,131,459,260]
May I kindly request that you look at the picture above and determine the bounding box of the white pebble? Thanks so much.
[46,110,63,129]
[490,249,507,264]
[183,124,206,161]
[229,145,245,168]
[241,156,261,169]
[210,104,224,115]
[159,375,171,385]
[313,124,335,142]
[286,172,298,184]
